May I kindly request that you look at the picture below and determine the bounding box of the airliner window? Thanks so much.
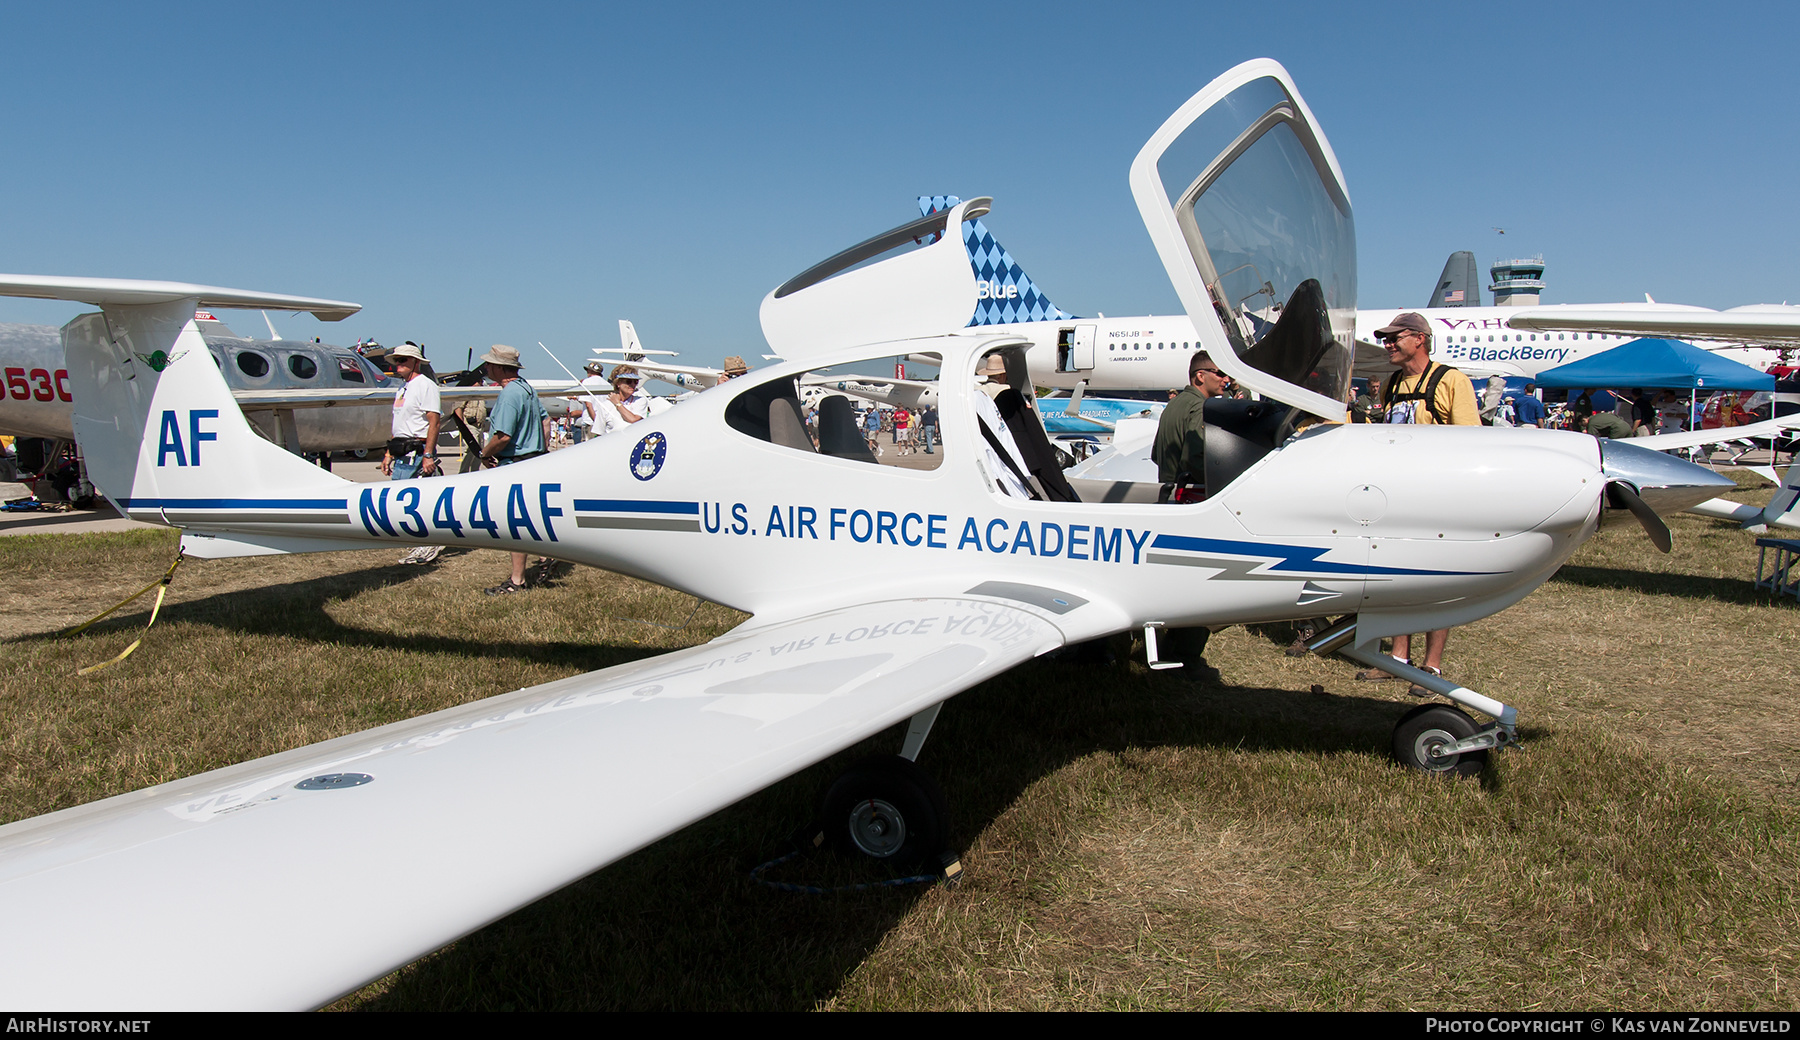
[724,355,943,471]
[287,355,318,379]
[338,358,366,383]
[235,351,270,378]
[1157,76,1356,406]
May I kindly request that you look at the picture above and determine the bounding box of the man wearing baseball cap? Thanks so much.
[1362,312,1478,692]
[1374,313,1476,425]
[573,359,609,444]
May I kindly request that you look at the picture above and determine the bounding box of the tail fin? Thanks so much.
[1762,464,1800,531]
[65,302,351,525]
[19,280,362,549]
[919,196,1077,325]
[1427,250,1481,308]
[619,319,643,357]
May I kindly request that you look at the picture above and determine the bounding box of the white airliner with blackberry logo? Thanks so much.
[918,196,1790,387]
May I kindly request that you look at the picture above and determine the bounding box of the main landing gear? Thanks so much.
[820,755,948,866]
[1305,617,1519,777]
[815,702,958,876]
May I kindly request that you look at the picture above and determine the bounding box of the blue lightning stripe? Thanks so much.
[1148,534,1495,577]
[572,499,699,515]
[115,498,346,509]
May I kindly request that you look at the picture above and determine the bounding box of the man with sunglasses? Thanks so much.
[1375,313,1476,426]
[1364,312,1478,693]
[1153,350,1230,505]
[1150,350,1232,682]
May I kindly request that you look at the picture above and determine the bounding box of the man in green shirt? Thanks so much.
[1152,350,1229,504]
[1149,350,1230,681]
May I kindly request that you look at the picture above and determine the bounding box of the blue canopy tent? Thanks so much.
[1534,338,1774,391]
[1535,338,1775,444]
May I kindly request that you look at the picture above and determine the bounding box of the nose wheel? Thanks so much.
[1392,704,1489,778]
[820,755,948,868]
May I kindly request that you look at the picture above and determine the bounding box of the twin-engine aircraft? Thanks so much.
[0,60,1734,1009]
[0,279,380,453]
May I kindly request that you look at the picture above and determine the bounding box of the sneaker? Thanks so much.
[1355,667,1404,682]
[1284,637,1311,657]
[484,579,528,596]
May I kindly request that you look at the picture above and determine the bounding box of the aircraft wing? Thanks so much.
[228,385,590,411]
[0,596,1062,1010]
[0,274,360,321]
[1507,304,1800,346]
[1627,414,1800,451]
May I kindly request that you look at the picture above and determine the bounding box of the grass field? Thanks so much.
[1,472,1796,1010]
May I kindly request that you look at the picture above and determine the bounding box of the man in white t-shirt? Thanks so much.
[575,360,609,443]
[383,343,442,480]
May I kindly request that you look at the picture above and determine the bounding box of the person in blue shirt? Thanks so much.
[1515,382,1547,427]
[477,344,549,594]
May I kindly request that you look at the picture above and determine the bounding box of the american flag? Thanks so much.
[1442,289,1465,303]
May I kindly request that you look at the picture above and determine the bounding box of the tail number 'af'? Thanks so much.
[156,410,219,467]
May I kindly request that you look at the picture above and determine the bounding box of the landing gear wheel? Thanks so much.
[1392,704,1488,778]
[821,756,948,868]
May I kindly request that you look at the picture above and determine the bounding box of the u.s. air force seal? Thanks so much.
[631,432,666,481]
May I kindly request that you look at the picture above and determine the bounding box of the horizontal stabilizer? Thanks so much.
[0,275,360,321]
[179,530,378,558]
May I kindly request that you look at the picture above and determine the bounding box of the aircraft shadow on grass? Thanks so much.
[350,657,1471,1010]
[1549,563,1763,604]
[22,560,704,674]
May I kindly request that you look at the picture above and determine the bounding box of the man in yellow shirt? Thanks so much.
[1364,312,1478,692]
[1377,313,1477,425]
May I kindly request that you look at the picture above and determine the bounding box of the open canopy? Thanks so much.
[1534,338,1774,391]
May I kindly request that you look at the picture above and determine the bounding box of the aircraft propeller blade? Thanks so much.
[1608,480,1673,554]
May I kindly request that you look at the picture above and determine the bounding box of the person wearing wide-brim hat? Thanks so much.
[383,342,443,481]
[477,345,549,595]
[587,365,647,438]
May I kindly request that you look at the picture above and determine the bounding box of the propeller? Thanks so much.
[1606,481,1672,553]
[1597,439,1736,554]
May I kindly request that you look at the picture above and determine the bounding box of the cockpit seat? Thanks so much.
[816,395,879,464]
[993,388,1081,503]
[1203,398,1294,493]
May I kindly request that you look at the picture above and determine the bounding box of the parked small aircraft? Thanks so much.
[0,60,1734,1009]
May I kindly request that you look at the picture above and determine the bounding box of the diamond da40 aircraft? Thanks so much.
[0,60,1734,1009]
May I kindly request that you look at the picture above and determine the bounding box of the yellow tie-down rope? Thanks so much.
[60,550,185,675]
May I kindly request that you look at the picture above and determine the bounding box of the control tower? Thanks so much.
[1489,255,1546,307]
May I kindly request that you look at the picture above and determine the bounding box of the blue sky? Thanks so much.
[3,2,1796,372]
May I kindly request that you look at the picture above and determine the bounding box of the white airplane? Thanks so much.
[914,195,1792,389]
[0,60,1736,1009]
[0,281,596,502]
[592,319,739,391]
[1358,303,1789,381]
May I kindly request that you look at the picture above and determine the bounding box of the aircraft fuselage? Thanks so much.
[981,306,1786,392]
[1,316,395,452]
